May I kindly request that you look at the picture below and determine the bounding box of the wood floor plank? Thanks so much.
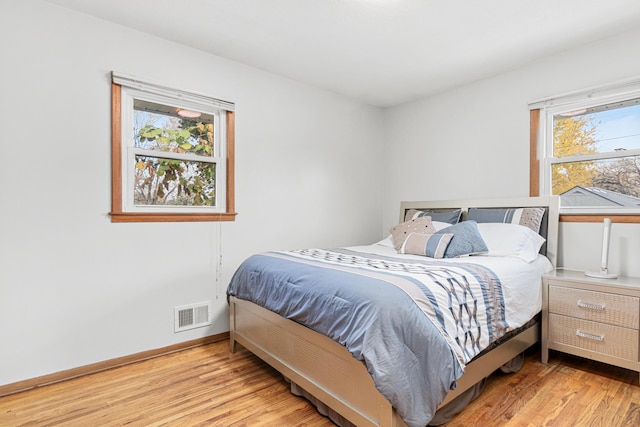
[1,341,640,426]
[446,349,640,427]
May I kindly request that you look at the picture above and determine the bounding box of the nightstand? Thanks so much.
[542,269,640,381]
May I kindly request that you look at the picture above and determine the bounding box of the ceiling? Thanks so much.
[44,0,640,107]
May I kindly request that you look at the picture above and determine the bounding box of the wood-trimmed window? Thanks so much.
[110,72,236,223]
[530,77,640,223]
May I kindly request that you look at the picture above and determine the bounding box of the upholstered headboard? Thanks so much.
[399,196,559,267]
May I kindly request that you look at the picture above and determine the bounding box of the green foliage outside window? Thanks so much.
[133,114,216,207]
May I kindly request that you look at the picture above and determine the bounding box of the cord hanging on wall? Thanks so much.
[585,218,618,279]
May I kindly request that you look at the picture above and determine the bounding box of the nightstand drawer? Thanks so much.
[549,313,639,361]
[548,284,640,329]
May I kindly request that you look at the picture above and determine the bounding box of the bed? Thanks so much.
[227,197,559,427]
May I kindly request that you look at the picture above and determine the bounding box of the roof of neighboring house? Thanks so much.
[560,186,640,206]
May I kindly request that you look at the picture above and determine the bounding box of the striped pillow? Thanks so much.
[467,207,545,233]
[400,232,454,259]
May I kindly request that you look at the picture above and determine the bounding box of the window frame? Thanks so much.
[530,77,640,223]
[110,73,236,223]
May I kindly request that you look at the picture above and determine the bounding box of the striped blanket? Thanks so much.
[288,248,507,366]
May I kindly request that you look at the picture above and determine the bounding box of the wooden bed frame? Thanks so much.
[229,196,559,427]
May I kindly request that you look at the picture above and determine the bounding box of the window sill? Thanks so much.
[110,212,237,223]
[560,214,640,223]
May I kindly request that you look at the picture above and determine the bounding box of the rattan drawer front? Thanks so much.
[549,285,640,329]
[549,313,639,361]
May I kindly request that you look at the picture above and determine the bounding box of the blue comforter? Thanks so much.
[227,248,507,427]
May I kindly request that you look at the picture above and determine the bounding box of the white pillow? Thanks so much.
[376,235,395,248]
[432,221,453,231]
[475,223,546,263]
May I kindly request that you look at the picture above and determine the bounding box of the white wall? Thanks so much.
[383,27,640,277]
[0,0,383,386]
[4,0,640,389]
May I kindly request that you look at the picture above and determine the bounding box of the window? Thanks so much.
[111,72,236,222]
[530,78,640,220]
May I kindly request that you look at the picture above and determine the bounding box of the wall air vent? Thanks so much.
[174,301,212,332]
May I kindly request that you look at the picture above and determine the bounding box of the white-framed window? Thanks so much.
[531,78,640,216]
[111,72,236,222]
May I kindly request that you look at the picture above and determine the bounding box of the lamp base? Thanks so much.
[585,270,618,279]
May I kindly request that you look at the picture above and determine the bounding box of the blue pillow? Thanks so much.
[434,220,488,258]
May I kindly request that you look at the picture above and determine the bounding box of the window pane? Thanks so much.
[553,98,640,158]
[552,156,640,207]
[134,99,214,157]
[134,155,216,207]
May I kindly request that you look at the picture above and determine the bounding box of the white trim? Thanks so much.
[549,148,640,165]
[112,71,234,112]
[132,148,221,164]
[560,206,640,215]
[529,75,640,110]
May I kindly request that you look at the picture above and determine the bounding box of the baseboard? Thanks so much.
[0,332,229,398]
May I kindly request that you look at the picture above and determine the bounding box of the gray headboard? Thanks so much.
[399,196,560,267]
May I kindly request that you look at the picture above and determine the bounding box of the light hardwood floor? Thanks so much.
[1,341,639,426]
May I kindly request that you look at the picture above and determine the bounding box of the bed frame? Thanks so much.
[229,196,559,427]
